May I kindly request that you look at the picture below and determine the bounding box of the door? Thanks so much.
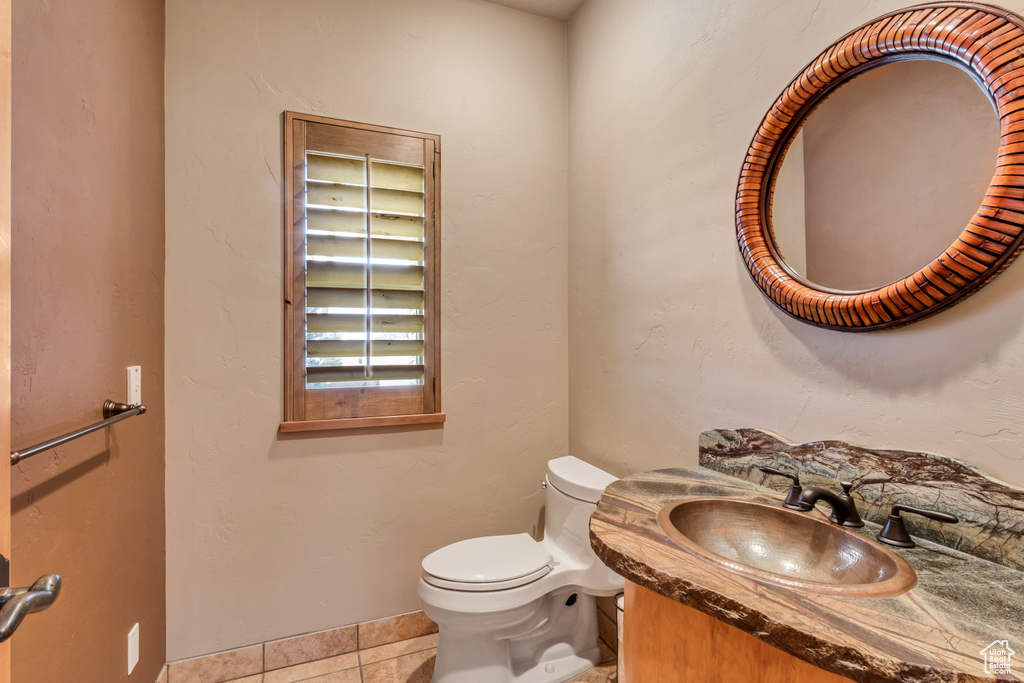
[0,0,11,680]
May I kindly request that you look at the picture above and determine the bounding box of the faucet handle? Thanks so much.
[758,466,797,483]
[877,504,960,548]
[826,481,864,527]
[757,466,812,511]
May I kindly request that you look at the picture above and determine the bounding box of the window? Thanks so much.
[281,112,443,431]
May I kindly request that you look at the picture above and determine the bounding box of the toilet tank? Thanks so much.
[543,457,622,590]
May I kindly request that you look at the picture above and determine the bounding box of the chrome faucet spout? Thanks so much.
[796,482,864,528]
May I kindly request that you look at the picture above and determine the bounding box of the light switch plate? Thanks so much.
[128,623,139,675]
[127,366,142,405]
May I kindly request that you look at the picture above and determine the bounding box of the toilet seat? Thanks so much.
[422,533,553,592]
[422,564,552,591]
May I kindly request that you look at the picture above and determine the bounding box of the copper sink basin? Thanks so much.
[657,498,917,597]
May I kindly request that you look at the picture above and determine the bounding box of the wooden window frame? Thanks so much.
[280,112,444,432]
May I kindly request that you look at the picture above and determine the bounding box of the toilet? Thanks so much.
[418,456,624,683]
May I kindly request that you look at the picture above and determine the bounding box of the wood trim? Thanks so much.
[0,0,10,678]
[284,111,440,149]
[422,139,437,414]
[624,582,852,682]
[279,412,446,433]
[304,384,426,420]
[737,2,1024,331]
[432,145,442,413]
[305,122,424,165]
[283,114,307,422]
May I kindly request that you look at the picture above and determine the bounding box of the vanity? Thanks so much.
[589,429,1024,682]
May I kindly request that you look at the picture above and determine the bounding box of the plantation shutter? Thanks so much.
[283,114,443,430]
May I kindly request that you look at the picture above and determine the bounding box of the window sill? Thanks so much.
[279,412,446,433]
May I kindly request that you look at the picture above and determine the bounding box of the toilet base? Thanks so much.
[429,589,601,683]
[508,650,598,683]
[433,637,598,683]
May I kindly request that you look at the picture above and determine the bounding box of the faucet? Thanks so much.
[796,482,864,527]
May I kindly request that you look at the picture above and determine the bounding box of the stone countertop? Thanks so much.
[590,467,1024,683]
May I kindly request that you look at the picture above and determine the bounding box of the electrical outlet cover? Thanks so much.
[128,623,140,674]
[127,366,142,406]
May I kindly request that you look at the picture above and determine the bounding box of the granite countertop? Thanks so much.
[590,466,1024,683]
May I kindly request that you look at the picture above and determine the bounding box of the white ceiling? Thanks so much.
[483,0,585,21]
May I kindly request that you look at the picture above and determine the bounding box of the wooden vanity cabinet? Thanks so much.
[623,581,852,682]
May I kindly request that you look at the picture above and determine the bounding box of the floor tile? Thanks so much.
[224,676,263,683]
[168,645,263,683]
[568,660,617,682]
[360,648,435,683]
[359,633,437,666]
[358,610,437,649]
[265,625,358,671]
[264,652,359,683]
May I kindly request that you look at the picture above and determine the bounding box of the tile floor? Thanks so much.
[219,633,617,683]
[165,607,618,683]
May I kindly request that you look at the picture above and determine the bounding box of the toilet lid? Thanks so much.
[547,456,617,503]
[422,533,553,584]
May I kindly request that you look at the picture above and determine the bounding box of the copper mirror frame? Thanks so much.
[737,2,1024,331]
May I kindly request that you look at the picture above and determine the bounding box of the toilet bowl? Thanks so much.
[418,456,624,683]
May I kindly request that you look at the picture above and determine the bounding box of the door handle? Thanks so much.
[0,574,61,642]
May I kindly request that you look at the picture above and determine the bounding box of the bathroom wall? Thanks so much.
[165,0,568,660]
[10,0,166,682]
[567,0,1024,488]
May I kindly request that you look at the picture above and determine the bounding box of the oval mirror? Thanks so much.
[771,59,999,292]
[737,3,1024,331]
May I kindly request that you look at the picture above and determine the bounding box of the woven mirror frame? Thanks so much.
[737,2,1024,330]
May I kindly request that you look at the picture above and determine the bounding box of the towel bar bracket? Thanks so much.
[102,400,146,419]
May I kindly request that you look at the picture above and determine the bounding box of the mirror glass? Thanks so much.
[771,59,1000,292]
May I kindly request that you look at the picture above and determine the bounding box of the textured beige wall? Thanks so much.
[165,0,568,660]
[567,0,1024,489]
[11,0,165,681]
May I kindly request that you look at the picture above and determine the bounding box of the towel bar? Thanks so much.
[10,400,147,465]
